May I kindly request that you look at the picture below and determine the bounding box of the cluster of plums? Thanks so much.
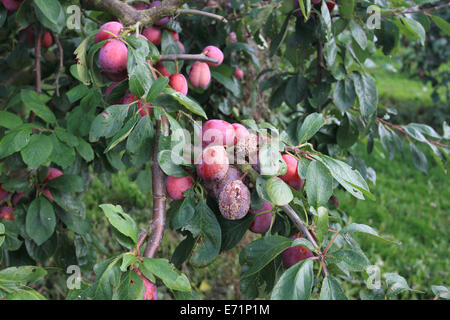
[164,118,342,268]
[0,167,62,222]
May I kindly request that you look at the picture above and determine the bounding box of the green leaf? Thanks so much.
[240,235,292,280]
[184,200,221,267]
[269,14,291,57]
[378,123,395,161]
[297,113,325,144]
[47,175,84,193]
[327,249,369,271]
[76,138,94,162]
[337,113,359,148]
[0,126,32,159]
[105,116,139,153]
[384,273,415,297]
[338,0,354,20]
[313,155,373,201]
[170,194,195,230]
[401,17,426,45]
[316,207,329,246]
[99,204,138,245]
[146,76,169,102]
[25,197,56,245]
[33,0,64,33]
[164,88,207,119]
[430,15,450,36]
[349,20,367,50]
[305,161,332,208]
[211,71,242,98]
[291,237,315,251]
[20,134,53,169]
[157,150,188,177]
[126,116,154,153]
[340,223,400,244]
[266,177,293,206]
[21,90,56,123]
[73,37,91,85]
[431,285,450,299]
[409,142,428,173]
[350,73,377,117]
[141,258,191,292]
[320,276,348,300]
[271,259,314,300]
[0,266,47,284]
[89,105,129,142]
[0,111,23,129]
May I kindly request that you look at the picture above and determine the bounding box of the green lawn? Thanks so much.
[337,142,449,299]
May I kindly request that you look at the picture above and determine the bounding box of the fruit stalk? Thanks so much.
[158,53,218,65]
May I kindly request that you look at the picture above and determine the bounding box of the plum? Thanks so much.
[203,45,224,67]
[189,61,211,89]
[249,201,274,234]
[202,119,236,147]
[278,154,305,190]
[99,40,128,80]
[44,168,63,183]
[155,61,170,77]
[0,206,14,221]
[166,176,194,200]
[282,234,314,268]
[1,0,23,12]
[95,21,123,43]
[142,27,161,45]
[169,74,188,95]
[123,93,151,116]
[234,68,244,80]
[196,145,229,180]
[218,180,250,220]
[203,166,242,199]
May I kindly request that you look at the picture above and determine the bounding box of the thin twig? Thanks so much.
[53,33,64,97]
[158,53,218,64]
[178,8,228,23]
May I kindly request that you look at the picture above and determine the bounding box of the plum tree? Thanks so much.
[99,40,128,80]
[282,235,314,268]
[0,0,446,302]
[249,201,274,234]
[169,74,188,95]
[202,119,236,147]
[95,22,124,43]
[196,145,229,180]
[278,154,305,190]
[218,180,251,220]
[165,176,194,200]
[203,46,224,67]
[189,61,211,89]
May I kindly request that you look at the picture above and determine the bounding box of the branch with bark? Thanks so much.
[143,115,170,258]
[80,0,227,26]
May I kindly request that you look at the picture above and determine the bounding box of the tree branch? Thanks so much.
[158,53,218,64]
[81,0,187,26]
[143,115,169,258]
[178,8,228,22]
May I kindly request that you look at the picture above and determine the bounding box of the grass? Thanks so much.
[337,142,449,299]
